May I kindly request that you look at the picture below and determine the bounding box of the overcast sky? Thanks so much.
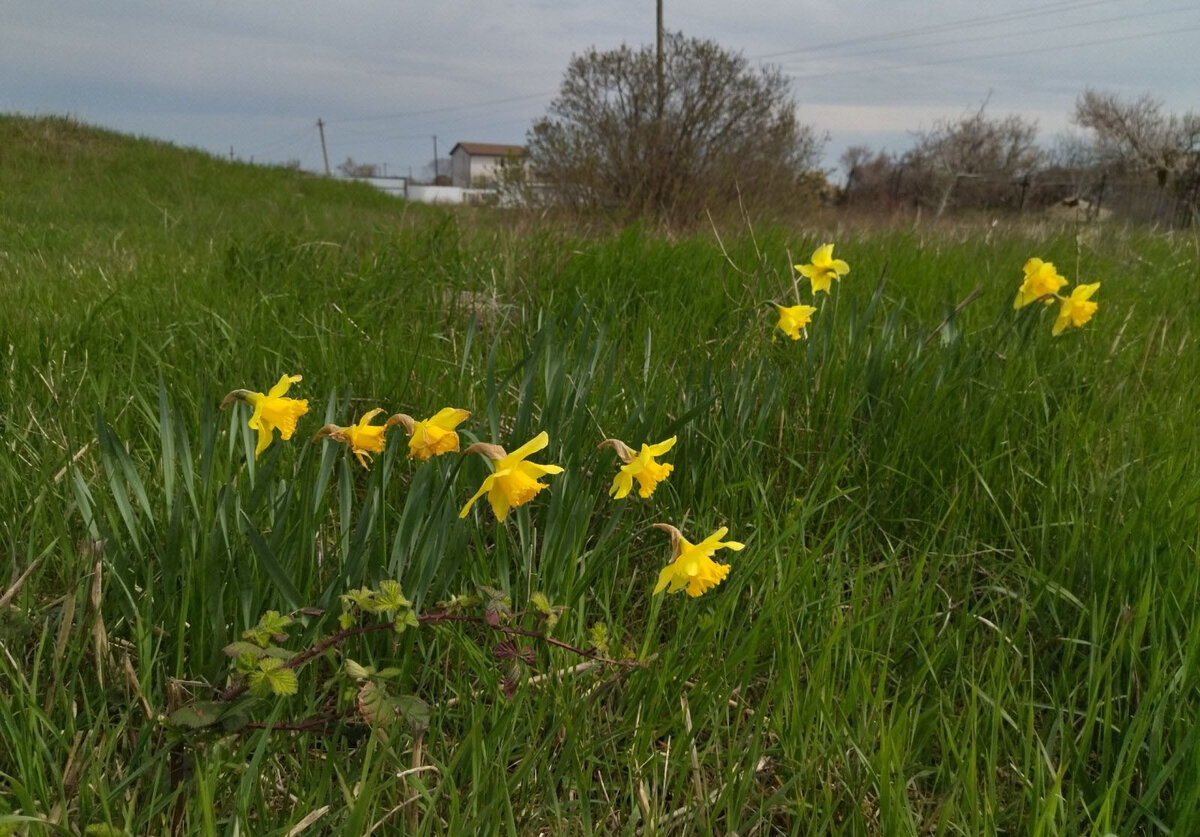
[5,0,1199,180]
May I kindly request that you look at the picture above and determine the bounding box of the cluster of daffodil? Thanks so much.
[773,243,850,340]
[772,245,1099,341]
[221,376,741,598]
[1012,257,1100,335]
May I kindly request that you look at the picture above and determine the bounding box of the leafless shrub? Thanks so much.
[527,32,824,224]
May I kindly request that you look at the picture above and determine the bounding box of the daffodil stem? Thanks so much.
[918,284,983,352]
[418,611,644,668]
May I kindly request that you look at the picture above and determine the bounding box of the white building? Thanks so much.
[448,142,527,188]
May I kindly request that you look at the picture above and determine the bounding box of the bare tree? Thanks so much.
[1073,90,1200,224]
[1074,89,1200,183]
[907,99,1043,216]
[421,157,452,185]
[840,145,903,205]
[336,157,379,178]
[528,32,823,221]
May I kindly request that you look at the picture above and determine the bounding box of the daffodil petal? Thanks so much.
[459,475,494,518]
[645,436,677,456]
[506,430,550,462]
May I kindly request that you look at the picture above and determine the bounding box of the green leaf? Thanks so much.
[530,591,552,616]
[375,579,411,612]
[589,622,609,653]
[396,695,430,733]
[259,610,293,637]
[530,591,564,628]
[84,825,128,837]
[344,659,372,681]
[223,640,268,658]
[249,658,298,697]
[356,681,398,728]
[167,701,229,729]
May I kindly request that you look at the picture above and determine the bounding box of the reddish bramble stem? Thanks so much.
[217,611,640,702]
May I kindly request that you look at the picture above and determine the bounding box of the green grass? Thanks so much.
[2,114,1200,835]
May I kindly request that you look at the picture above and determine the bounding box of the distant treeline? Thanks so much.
[837,90,1200,226]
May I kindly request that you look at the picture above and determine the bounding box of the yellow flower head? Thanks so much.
[1014,258,1068,309]
[392,408,471,460]
[221,374,310,458]
[794,243,850,295]
[600,436,676,499]
[774,303,818,340]
[312,408,392,468]
[1052,282,1100,336]
[459,431,564,521]
[652,523,743,598]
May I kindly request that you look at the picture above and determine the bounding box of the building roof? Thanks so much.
[450,142,526,157]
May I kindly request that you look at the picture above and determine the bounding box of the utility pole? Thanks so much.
[655,0,664,121]
[317,118,331,176]
[432,135,439,181]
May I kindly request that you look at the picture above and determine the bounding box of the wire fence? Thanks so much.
[839,168,1200,227]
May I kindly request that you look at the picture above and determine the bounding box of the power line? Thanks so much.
[753,0,1124,61]
[327,90,557,125]
[780,4,1198,67]
[788,23,1200,82]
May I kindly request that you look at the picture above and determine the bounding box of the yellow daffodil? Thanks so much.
[391,408,471,460]
[1014,258,1067,309]
[794,243,849,294]
[600,436,676,499]
[1052,282,1100,336]
[220,374,310,458]
[652,523,743,598]
[774,303,818,340]
[459,431,564,521]
[312,408,395,468]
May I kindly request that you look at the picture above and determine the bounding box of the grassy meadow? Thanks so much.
[2,115,1199,835]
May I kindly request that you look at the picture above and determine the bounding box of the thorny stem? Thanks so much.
[217,610,642,702]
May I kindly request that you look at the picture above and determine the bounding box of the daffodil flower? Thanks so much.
[1052,282,1100,336]
[391,408,471,460]
[459,431,564,521]
[774,303,818,340]
[652,523,743,598]
[600,436,676,499]
[794,243,849,294]
[1014,258,1067,309]
[312,408,394,468]
[220,374,310,458]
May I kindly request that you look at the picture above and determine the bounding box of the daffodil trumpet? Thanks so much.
[459,431,563,521]
[391,408,471,460]
[311,408,401,468]
[794,243,850,295]
[651,523,743,598]
[220,374,310,458]
[599,435,676,499]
